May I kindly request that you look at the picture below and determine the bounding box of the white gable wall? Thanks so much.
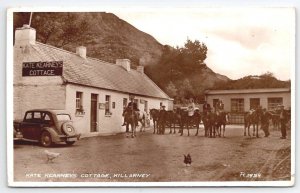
[65,84,170,137]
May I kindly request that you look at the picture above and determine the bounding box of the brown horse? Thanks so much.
[150,109,159,134]
[202,111,217,138]
[244,108,262,137]
[177,108,201,136]
[215,112,229,137]
[124,109,137,138]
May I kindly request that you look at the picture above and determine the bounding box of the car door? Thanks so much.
[20,112,42,141]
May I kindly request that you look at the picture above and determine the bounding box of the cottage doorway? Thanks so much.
[90,94,98,132]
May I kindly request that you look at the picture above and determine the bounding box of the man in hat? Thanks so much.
[158,105,167,134]
[279,105,288,139]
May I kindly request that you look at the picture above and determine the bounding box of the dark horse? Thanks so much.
[123,108,137,138]
[177,108,202,136]
[202,111,217,138]
[215,112,229,137]
[150,109,159,134]
[244,108,262,137]
[165,109,185,134]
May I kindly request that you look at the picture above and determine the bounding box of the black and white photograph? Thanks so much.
[7,7,295,187]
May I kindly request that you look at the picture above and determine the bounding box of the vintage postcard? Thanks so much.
[7,7,295,187]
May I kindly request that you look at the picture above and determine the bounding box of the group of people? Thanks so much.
[260,105,289,139]
[202,99,224,115]
[121,96,289,139]
[121,96,146,132]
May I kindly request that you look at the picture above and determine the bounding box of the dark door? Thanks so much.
[90,94,98,132]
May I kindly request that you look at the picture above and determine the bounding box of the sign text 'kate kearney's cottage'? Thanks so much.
[13,24,173,137]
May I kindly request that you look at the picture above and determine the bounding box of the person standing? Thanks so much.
[203,101,211,116]
[158,105,167,134]
[261,108,271,137]
[215,99,224,115]
[279,105,288,139]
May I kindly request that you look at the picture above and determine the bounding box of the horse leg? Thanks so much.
[173,121,176,134]
[244,122,247,136]
[223,124,226,137]
[195,123,199,136]
[247,124,251,137]
[256,123,259,138]
[180,122,183,136]
[131,122,135,138]
[187,121,190,136]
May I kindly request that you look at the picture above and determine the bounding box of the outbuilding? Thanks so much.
[13,25,173,137]
[205,88,291,124]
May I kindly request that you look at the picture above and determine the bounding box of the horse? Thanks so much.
[215,111,229,137]
[177,108,201,136]
[124,109,138,138]
[137,110,147,132]
[244,108,262,137]
[166,110,177,134]
[202,111,217,138]
[150,109,159,134]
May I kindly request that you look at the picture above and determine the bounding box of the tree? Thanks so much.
[165,81,178,98]
[179,79,194,99]
[180,39,208,67]
[30,13,93,48]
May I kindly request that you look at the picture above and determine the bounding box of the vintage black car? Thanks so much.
[14,109,81,147]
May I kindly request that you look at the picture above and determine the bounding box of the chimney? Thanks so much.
[76,46,87,59]
[14,24,36,46]
[137,66,144,74]
[116,59,131,72]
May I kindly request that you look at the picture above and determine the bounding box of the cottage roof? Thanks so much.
[25,42,170,99]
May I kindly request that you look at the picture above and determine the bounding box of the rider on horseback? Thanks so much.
[187,98,195,117]
[215,99,224,115]
[124,95,139,127]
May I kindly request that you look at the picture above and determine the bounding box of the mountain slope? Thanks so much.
[14,12,230,100]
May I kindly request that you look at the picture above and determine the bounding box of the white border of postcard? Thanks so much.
[7,6,295,187]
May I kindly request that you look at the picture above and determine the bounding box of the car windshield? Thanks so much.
[56,114,71,121]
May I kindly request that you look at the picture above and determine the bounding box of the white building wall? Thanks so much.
[13,47,66,120]
[65,84,171,137]
[206,92,291,112]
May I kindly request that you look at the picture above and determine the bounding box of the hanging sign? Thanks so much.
[22,61,63,76]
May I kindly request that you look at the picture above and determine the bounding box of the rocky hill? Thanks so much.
[14,12,230,100]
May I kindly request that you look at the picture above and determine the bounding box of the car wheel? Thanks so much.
[62,123,76,136]
[65,141,75,146]
[40,131,53,147]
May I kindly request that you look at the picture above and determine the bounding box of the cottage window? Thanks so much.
[123,98,128,109]
[268,97,283,110]
[76,92,84,115]
[231,98,244,112]
[250,98,260,110]
[105,95,111,115]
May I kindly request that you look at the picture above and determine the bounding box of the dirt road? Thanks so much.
[13,125,291,182]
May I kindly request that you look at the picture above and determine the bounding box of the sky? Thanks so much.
[113,8,294,81]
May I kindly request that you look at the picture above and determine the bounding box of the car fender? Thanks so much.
[41,127,60,143]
